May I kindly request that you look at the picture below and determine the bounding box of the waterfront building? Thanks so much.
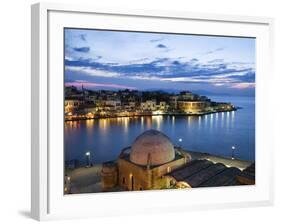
[140,100,168,112]
[122,101,137,111]
[177,101,210,113]
[169,95,179,110]
[95,99,106,108]
[129,101,136,109]
[83,105,98,114]
[65,98,83,114]
[105,100,121,111]
[156,101,168,111]
[141,100,157,111]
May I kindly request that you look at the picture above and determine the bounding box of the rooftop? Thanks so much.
[167,159,254,188]
[130,129,175,166]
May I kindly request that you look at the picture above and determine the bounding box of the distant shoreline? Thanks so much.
[65,108,237,122]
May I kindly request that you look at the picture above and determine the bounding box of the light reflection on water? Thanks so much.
[65,96,255,163]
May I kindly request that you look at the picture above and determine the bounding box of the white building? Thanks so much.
[141,100,157,111]
[105,100,121,110]
[156,101,168,111]
[123,102,136,111]
[141,100,168,111]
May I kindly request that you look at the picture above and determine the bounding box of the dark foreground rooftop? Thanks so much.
[167,159,255,188]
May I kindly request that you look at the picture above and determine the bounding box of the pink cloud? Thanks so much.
[230,82,255,89]
[65,81,136,90]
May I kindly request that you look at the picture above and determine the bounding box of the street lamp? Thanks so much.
[85,151,91,167]
[231,146,236,160]
[178,138,183,148]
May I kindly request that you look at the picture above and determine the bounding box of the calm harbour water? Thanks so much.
[65,95,255,163]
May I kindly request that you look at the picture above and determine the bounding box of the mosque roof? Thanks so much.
[130,129,175,166]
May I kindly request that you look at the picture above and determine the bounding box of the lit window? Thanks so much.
[167,167,171,173]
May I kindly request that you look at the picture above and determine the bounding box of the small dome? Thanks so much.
[130,129,175,166]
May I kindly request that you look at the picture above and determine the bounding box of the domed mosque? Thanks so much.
[101,129,191,191]
[130,130,176,166]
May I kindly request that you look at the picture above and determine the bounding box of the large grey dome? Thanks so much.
[130,129,175,166]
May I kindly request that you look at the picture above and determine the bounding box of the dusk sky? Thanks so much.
[65,28,255,96]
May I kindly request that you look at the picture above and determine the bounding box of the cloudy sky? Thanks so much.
[65,28,255,96]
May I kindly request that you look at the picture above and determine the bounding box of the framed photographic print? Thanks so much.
[31,2,274,221]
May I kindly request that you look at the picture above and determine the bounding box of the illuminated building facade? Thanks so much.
[65,98,83,114]
[177,101,211,113]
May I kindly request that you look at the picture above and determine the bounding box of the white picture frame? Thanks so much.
[31,2,274,221]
